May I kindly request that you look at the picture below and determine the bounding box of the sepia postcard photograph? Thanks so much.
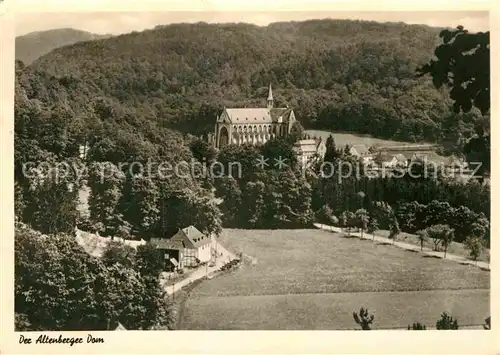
[1,0,498,354]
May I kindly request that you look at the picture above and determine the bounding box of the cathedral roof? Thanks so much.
[225,108,273,123]
[224,107,293,124]
[270,108,292,122]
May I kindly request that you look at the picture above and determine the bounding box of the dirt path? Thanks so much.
[314,223,490,271]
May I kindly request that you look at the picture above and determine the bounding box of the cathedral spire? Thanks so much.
[267,83,274,109]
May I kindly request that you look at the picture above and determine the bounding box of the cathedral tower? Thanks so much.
[267,83,274,109]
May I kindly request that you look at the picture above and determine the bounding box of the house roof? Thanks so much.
[150,237,184,250]
[376,153,394,162]
[412,152,448,165]
[350,144,369,155]
[295,139,318,147]
[399,151,415,160]
[180,225,211,248]
[394,153,407,162]
[223,107,293,124]
[294,139,321,154]
[270,108,293,122]
[380,150,430,160]
[115,322,127,331]
[151,225,210,250]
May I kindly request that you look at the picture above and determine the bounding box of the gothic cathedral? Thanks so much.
[213,84,297,149]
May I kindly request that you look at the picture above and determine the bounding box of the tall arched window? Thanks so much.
[219,126,229,148]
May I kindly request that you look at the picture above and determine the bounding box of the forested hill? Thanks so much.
[27,20,481,145]
[16,28,110,65]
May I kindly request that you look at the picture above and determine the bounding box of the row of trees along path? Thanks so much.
[314,223,490,270]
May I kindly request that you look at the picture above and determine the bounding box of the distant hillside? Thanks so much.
[24,20,482,147]
[15,28,110,64]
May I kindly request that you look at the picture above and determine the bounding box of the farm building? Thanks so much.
[151,225,214,270]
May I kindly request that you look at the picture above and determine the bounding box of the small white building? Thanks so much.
[293,138,326,167]
[349,144,374,164]
[79,144,89,160]
[151,225,213,270]
[383,153,409,168]
[349,144,370,158]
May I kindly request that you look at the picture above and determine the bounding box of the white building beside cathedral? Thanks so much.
[213,84,297,149]
[293,138,327,167]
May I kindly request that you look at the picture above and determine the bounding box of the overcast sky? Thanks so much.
[15,10,489,37]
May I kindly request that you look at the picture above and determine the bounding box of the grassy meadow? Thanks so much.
[305,130,429,148]
[179,228,490,330]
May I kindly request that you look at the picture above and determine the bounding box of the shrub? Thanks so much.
[102,241,137,268]
[340,211,356,235]
[353,307,374,330]
[136,242,165,277]
[354,209,370,237]
[15,313,32,331]
[388,217,401,244]
[408,322,427,330]
[367,218,379,240]
[415,230,428,251]
[423,224,454,256]
[315,205,338,226]
[464,235,484,262]
[76,214,93,232]
[436,312,459,330]
[483,316,491,330]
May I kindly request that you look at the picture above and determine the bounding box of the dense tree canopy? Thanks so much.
[15,223,172,330]
[14,19,491,332]
[15,58,220,240]
[417,26,490,174]
[15,19,491,236]
[21,20,482,147]
[417,26,489,115]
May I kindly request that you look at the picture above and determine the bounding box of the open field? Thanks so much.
[180,229,489,330]
[181,289,488,330]
[305,130,430,148]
